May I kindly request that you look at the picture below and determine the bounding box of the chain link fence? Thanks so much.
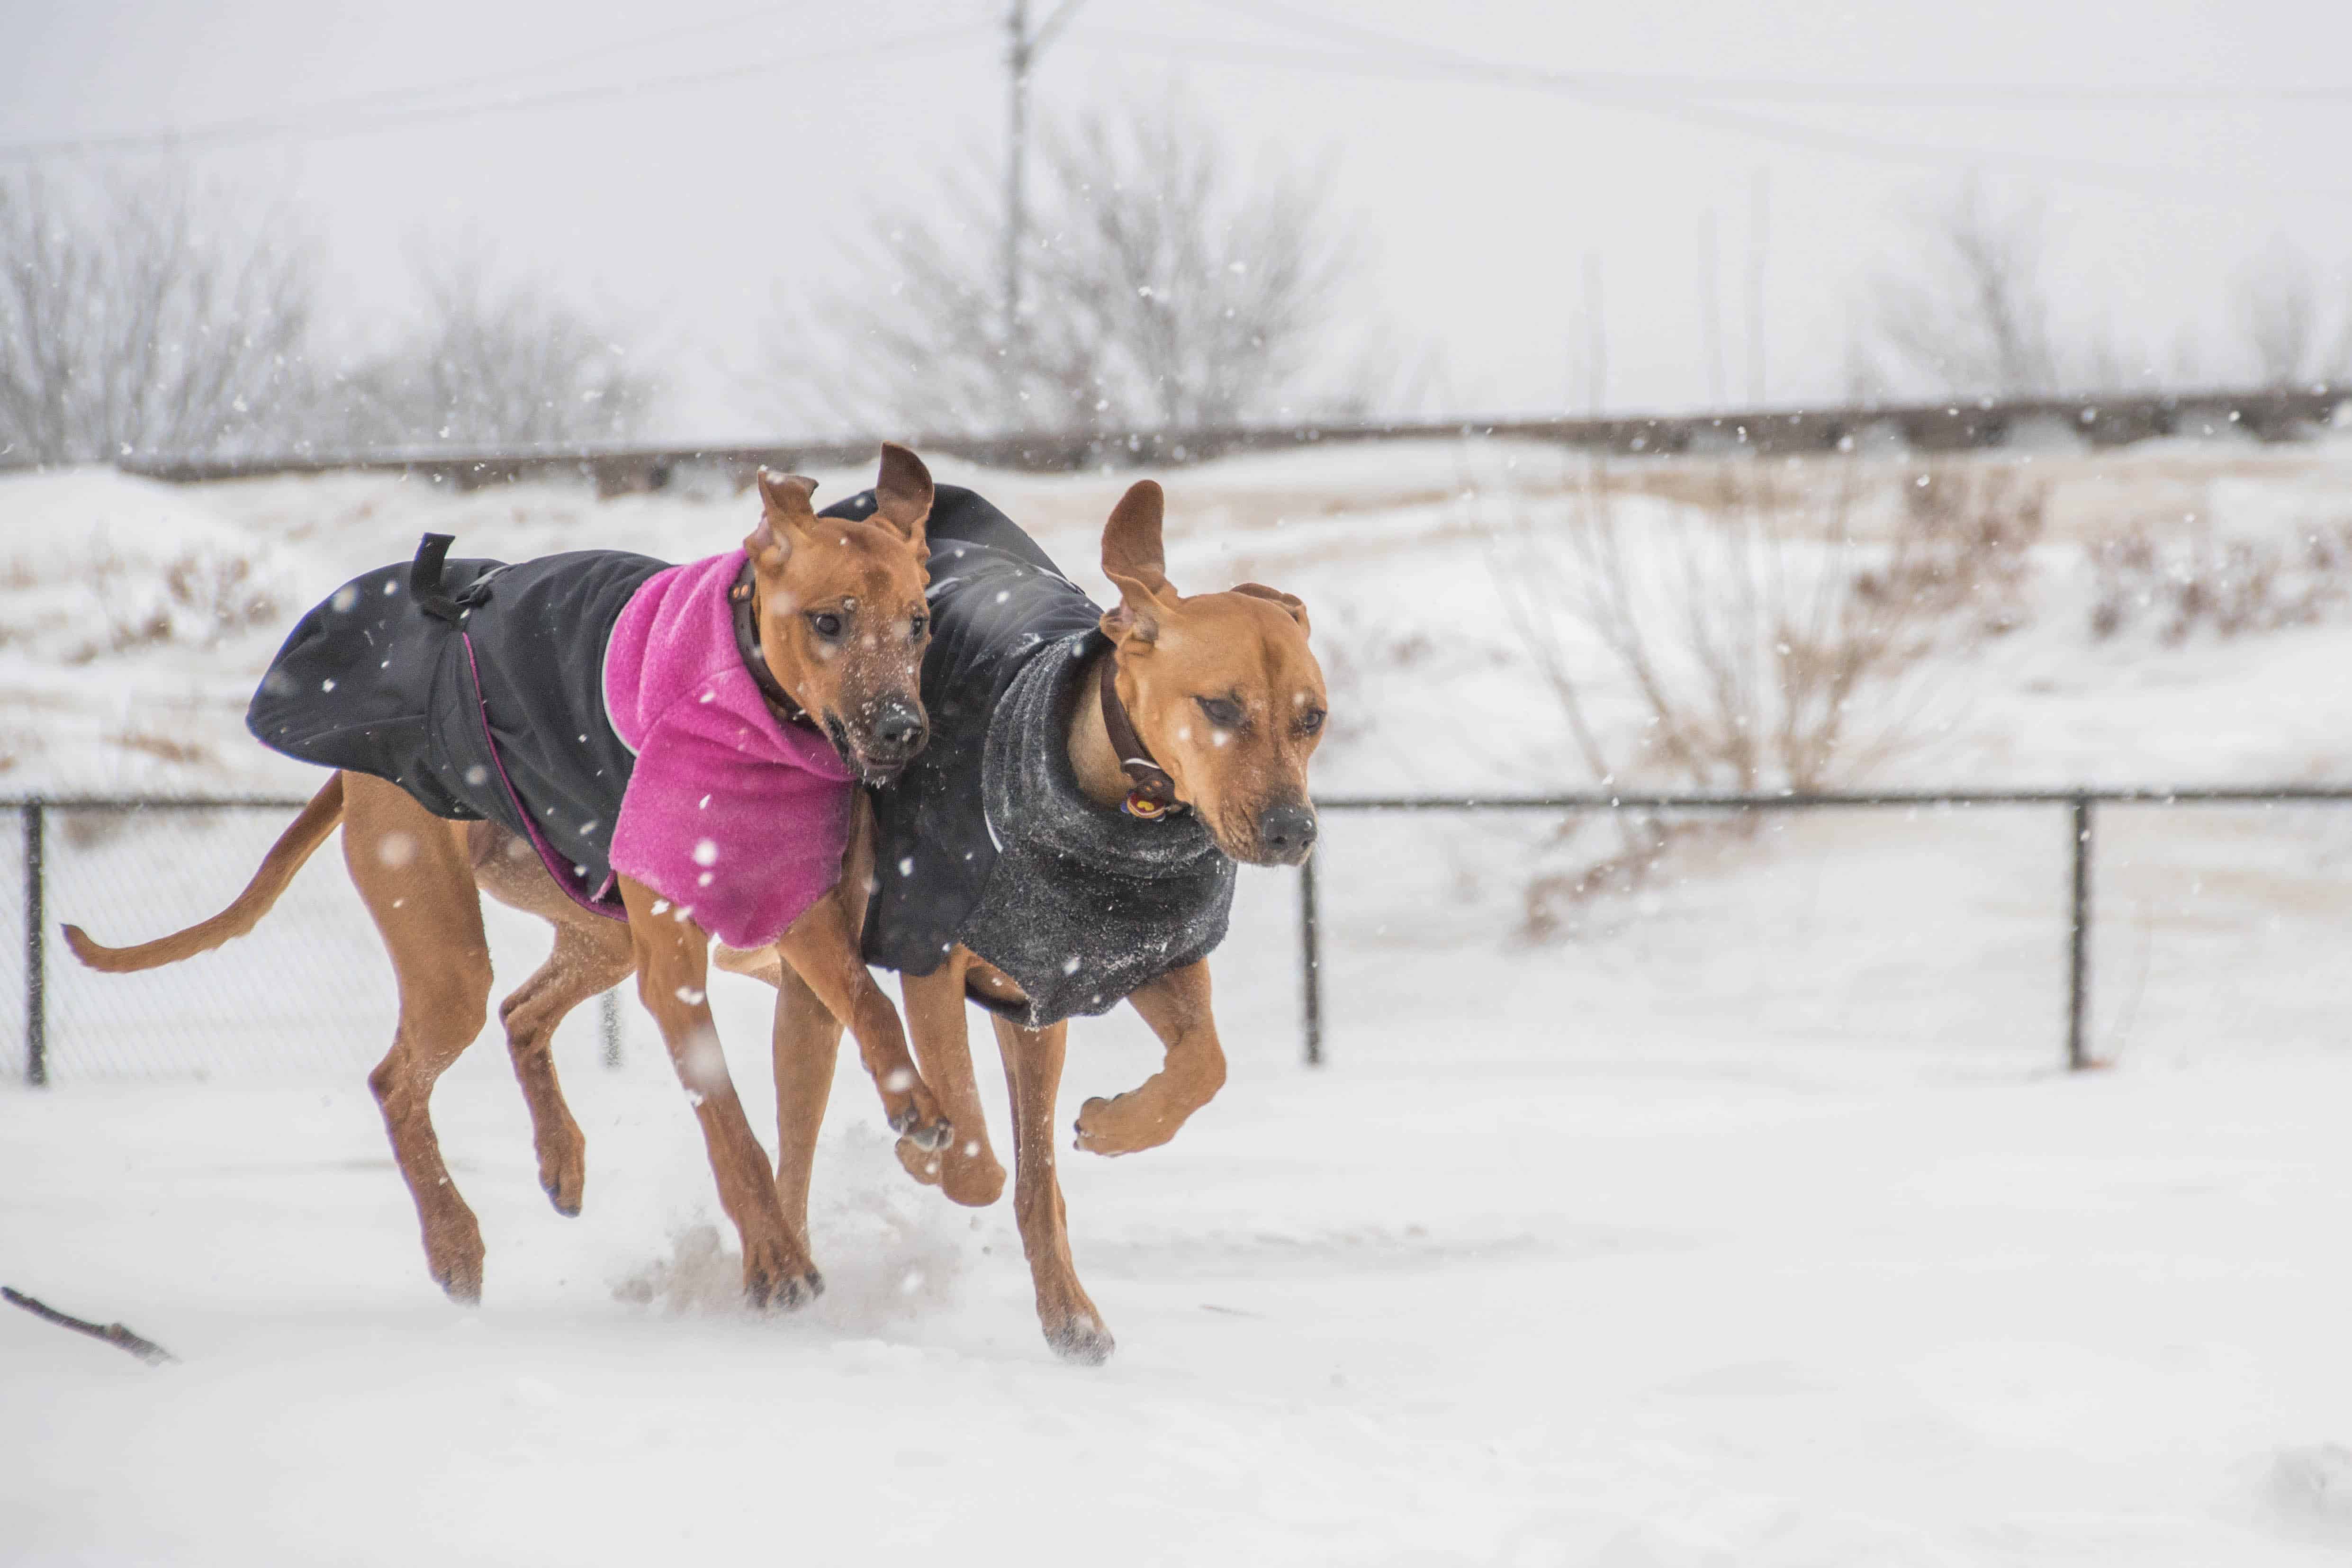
[8,791,2352,1085]
[5,798,633,1083]
[1299,790,2352,1074]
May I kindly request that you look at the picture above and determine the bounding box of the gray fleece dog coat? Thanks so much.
[820,485,1236,1029]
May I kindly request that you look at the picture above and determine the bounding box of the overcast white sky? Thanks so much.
[7,0,2352,438]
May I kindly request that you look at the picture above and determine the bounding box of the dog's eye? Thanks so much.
[908,614,928,640]
[1196,695,1245,729]
[810,612,844,638]
[1299,708,1325,735]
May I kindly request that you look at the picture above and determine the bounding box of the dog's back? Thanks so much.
[822,486,1101,980]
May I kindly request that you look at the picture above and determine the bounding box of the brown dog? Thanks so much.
[65,448,951,1309]
[731,479,1329,1360]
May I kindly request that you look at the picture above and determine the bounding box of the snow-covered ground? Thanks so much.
[9,1035,2352,1562]
[6,441,2352,1563]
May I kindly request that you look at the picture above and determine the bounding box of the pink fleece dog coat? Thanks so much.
[603,550,856,950]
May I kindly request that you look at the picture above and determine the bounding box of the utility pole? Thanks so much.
[1002,0,1083,417]
[1746,166,1770,406]
[1582,251,1607,416]
[1699,208,1727,407]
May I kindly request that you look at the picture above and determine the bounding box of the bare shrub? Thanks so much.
[72,547,284,660]
[1858,466,2044,638]
[1860,181,2144,401]
[2233,242,2347,391]
[113,730,216,768]
[1490,458,2046,937]
[776,98,1370,440]
[0,169,315,463]
[162,553,281,640]
[2089,519,2352,642]
[321,247,658,451]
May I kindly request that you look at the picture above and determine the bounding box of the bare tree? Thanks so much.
[777,99,1368,439]
[1865,183,2070,400]
[323,247,659,451]
[0,169,314,464]
[1487,457,2043,931]
[2234,242,2342,390]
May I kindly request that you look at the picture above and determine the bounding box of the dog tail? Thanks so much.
[63,775,347,974]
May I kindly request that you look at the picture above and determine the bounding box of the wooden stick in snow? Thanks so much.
[2,1286,175,1365]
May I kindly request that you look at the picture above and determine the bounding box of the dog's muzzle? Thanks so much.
[835,700,928,786]
[1255,803,1318,865]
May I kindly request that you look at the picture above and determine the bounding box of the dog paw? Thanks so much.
[427,1222,486,1305]
[761,1268,824,1312]
[1044,1315,1116,1366]
[894,1135,946,1188]
[743,1240,824,1312]
[887,1105,955,1153]
[537,1153,585,1218]
[896,1133,1007,1206]
[1072,1093,1174,1157]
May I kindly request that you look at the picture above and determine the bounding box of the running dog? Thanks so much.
[721,477,1327,1361]
[65,447,951,1309]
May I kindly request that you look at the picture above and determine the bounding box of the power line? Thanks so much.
[1194,0,2352,109]
[0,21,990,164]
[1067,24,2352,207]
[246,2,838,127]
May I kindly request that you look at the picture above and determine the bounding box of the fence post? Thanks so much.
[600,987,623,1071]
[24,802,46,1087]
[2068,794,2093,1071]
[1299,852,1323,1067]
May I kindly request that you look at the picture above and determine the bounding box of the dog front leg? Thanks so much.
[774,888,952,1152]
[619,877,815,1309]
[1073,960,1228,1157]
[896,958,1006,1207]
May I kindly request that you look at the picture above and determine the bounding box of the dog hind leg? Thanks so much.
[496,918,633,1217]
[768,962,839,1274]
[343,774,496,1302]
[992,1015,1112,1363]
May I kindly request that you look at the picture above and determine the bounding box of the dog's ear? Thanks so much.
[748,468,819,568]
[871,442,933,553]
[1230,581,1310,636]
[1100,480,1172,645]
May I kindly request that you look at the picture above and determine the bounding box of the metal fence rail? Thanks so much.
[7,793,636,1086]
[3,383,2336,495]
[1302,786,2352,1072]
[11,787,2352,1082]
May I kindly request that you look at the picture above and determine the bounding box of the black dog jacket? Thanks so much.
[820,485,1237,1027]
[246,548,665,916]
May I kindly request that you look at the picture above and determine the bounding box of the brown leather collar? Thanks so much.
[729,559,813,730]
[1097,651,1184,818]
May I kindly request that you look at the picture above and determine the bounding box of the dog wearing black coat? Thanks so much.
[719,478,1327,1361]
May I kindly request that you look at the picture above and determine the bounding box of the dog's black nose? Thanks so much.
[1259,803,1317,862]
[871,702,925,756]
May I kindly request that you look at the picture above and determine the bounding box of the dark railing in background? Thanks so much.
[8,794,621,1086]
[1304,786,2352,1073]
[12,786,2352,1084]
[7,384,2338,496]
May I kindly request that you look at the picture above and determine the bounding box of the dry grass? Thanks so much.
[2089,518,2352,641]
[61,548,284,662]
[1489,455,2048,937]
[112,730,217,768]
